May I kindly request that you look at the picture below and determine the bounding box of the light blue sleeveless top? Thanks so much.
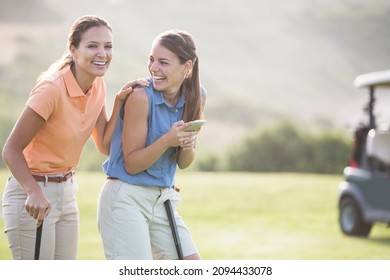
[102,78,185,187]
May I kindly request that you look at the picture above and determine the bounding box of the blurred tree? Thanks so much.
[225,122,350,174]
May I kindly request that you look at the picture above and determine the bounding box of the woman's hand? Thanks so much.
[25,188,51,227]
[181,132,198,150]
[115,78,150,102]
[165,121,198,149]
[174,121,199,169]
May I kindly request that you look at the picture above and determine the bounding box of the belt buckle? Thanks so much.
[58,171,71,183]
[55,176,64,183]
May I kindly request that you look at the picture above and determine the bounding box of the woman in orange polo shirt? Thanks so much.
[1,15,148,260]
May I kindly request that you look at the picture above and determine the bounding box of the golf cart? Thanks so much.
[338,69,390,237]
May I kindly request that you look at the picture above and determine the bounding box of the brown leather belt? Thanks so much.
[107,176,180,192]
[32,171,74,183]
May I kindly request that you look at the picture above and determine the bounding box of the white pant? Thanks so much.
[97,179,198,260]
[2,174,79,260]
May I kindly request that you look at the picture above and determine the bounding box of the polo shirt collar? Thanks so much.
[62,65,87,97]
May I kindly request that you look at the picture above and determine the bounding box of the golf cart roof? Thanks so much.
[354,70,390,88]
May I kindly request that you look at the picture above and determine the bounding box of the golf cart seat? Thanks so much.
[366,129,390,171]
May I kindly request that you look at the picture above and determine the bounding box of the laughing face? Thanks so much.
[148,43,190,96]
[70,25,113,85]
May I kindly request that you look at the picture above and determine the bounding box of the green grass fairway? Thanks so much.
[1,170,390,260]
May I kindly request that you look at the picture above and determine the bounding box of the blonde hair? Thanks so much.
[37,15,112,82]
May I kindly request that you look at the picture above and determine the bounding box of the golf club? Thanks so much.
[34,222,43,260]
[164,199,183,260]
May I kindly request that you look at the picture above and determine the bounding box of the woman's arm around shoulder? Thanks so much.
[92,79,150,155]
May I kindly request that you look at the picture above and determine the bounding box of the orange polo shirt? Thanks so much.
[23,65,106,174]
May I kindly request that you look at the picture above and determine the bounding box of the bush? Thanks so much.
[197,153,221,172]
[225,122,350,174]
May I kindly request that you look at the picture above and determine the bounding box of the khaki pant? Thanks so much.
[97,179,198,260]
[2,174,79,260]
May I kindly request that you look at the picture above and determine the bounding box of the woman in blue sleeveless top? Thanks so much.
[98,30,207,260]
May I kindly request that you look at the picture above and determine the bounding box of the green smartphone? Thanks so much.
[184,120,207,131]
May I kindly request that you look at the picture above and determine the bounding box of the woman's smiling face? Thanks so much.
[71,25,113,80]
[148,43,188,95]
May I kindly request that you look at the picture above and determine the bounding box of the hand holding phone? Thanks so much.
[184,120,206,131]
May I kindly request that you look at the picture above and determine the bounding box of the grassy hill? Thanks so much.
[1,0,390,155]
[1,170,390,260]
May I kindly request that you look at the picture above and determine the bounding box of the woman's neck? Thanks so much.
[163,90,181,107]
[71,65,95,94]
[162,84,183,107]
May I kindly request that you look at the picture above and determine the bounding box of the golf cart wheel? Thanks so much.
[339,197,372,237]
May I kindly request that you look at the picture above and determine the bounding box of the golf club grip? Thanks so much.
[164,199,184,260]
[34,223,43,260]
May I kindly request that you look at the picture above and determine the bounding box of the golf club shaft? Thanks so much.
[34,223,43,260]
[164,199,184,260]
